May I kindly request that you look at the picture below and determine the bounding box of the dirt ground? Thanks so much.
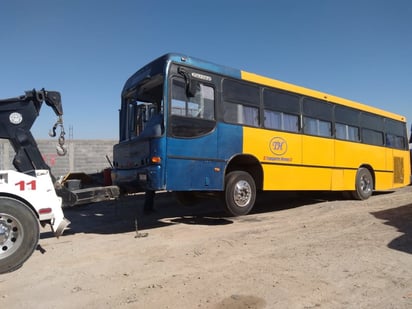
[1,186,412,309]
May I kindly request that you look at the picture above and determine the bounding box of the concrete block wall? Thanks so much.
[0,139,117,177]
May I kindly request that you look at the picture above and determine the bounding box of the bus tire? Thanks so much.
[224,171,256,216]
[352,167,373,200]
[0,197,40,274]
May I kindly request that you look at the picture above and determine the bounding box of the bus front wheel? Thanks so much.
[352,167,373,200]
[224,171,256,216]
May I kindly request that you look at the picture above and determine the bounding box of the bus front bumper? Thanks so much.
[112,165,163,193]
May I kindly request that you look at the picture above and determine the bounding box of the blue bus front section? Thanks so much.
[164,123,242,191]
[112,123,243,193]
[113,53,245,193]
[112,137,166,192]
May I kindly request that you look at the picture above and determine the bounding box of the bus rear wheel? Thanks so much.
[0,197,40,274]
[224,171,256,216]
[352,167,373,200]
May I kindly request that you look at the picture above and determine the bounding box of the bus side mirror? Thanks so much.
[186,80,197,98]
[178,67,196,98]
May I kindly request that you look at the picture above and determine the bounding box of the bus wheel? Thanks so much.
[224,171,256,216]
[0,197,40,274]
[352,167,373,200]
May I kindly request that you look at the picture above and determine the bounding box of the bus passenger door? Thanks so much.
[166,77,221,191]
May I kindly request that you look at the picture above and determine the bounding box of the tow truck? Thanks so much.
[0,89,97,274]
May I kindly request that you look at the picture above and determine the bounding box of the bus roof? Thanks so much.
[241,71,406,122]
[130,53,406,122]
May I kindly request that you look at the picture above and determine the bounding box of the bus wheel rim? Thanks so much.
[360,175,371,194]
[233,180,252,207]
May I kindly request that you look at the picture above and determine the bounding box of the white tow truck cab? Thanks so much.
[0,89,71,273]
[0,169,69,273]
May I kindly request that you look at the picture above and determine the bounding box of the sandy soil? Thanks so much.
[1,186,412,309]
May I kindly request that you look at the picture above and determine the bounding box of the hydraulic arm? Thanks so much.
[0,88,66,173]
[0,89,78,205]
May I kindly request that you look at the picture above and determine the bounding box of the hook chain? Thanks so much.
[49,115,67,156]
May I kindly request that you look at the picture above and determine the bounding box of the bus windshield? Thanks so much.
[132,102,157,136]
[123,74,164,139]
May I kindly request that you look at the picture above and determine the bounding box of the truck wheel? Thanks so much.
[0,197,40,274]
[224,171,256,216]
[352,167,373,200]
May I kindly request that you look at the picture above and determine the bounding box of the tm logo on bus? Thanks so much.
[269,137,287,156]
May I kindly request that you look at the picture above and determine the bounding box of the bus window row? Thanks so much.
[222,79,407,150]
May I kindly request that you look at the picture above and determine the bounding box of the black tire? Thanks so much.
[352,167,373,200]
[0,197,40,274]
[224,171,256,216]
[175,191,198,207]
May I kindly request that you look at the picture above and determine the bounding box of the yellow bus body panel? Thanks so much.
[243,127,410,191]
[243,127,334,190]
[239,70,410,192]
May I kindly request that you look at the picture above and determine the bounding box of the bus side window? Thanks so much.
[334,106,360,141]
[263,88,300,132]
[336,123,360,141]
[264,110,281,130]
[385,118,408,150]
[171,79,188,116]
[362,128,384,146]
[385,133,403,148]
[361,113,384,146]
[283,114,299,132]
[171,78,215,120]
[224,102,259,126]
[302,98,332,137]
[303,117,332,137]
[188,84,215,120]
[264,110,299,132]
[170,77,216,138]
[222,79,260,127]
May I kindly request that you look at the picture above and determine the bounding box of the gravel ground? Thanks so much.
[1,186,412,309]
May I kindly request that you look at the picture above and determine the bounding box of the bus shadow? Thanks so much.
[371,203,412,254]
[42,191,361,239]
[169,216,233,226]
[42,192,230,238]
[251,191,345,214]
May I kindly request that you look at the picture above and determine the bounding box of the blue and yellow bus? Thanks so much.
[112,53,410,216]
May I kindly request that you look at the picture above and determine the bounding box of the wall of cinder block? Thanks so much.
[0,139,117,177]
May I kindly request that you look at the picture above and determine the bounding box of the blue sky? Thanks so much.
[1,0,411,140]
